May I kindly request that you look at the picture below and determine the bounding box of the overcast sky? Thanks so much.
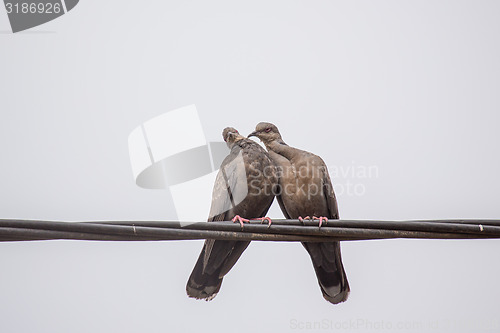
[1,1,500,332]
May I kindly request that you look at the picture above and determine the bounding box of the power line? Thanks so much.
[1,219,499,243]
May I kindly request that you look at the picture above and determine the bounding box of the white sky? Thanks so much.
[1,1,500,332]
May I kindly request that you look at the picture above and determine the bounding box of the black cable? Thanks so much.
[0,219,499,242]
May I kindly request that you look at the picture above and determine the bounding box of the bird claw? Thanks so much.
[254,217,272,228]
[298,216,311,223]
[312,216,328,228]
[298,216,327,228]
[232,215,250,229]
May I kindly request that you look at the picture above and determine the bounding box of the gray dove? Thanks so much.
[249,122,350,304]
[186,127,277,300]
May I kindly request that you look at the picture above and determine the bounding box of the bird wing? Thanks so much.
[203,144,248,274]
[207,145,248,222]
[276,187,291,219]
[321,164,339,219]
[267,150,292,219]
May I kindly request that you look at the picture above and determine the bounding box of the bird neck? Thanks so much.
[227,136,246,149]
[266,139,298,160]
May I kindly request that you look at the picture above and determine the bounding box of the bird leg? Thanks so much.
[232,215,250,229]
[311,216,328,228]
[298,216,311,223]
[253,217,272,228]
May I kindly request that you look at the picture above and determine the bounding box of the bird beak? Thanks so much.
[247,131,258,138]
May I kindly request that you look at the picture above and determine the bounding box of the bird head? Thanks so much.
[248,122,282,144]
[222,127,244,147]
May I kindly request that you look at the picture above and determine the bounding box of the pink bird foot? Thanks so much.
[298,216,311,223]
[232,215,250,229]
[253,217,272,228]
[312,216,328,228]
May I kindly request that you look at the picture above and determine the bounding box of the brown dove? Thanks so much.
[186,127,277,300]
[248,122,350,304]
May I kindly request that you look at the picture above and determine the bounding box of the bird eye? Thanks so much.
[265,127,271,133]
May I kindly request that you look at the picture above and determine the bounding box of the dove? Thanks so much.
[186,127,277,300]
[249,122,350,304]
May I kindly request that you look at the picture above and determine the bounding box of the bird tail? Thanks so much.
[302,241,350,304]
[186,245,224,301]
[186,240,250,301]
